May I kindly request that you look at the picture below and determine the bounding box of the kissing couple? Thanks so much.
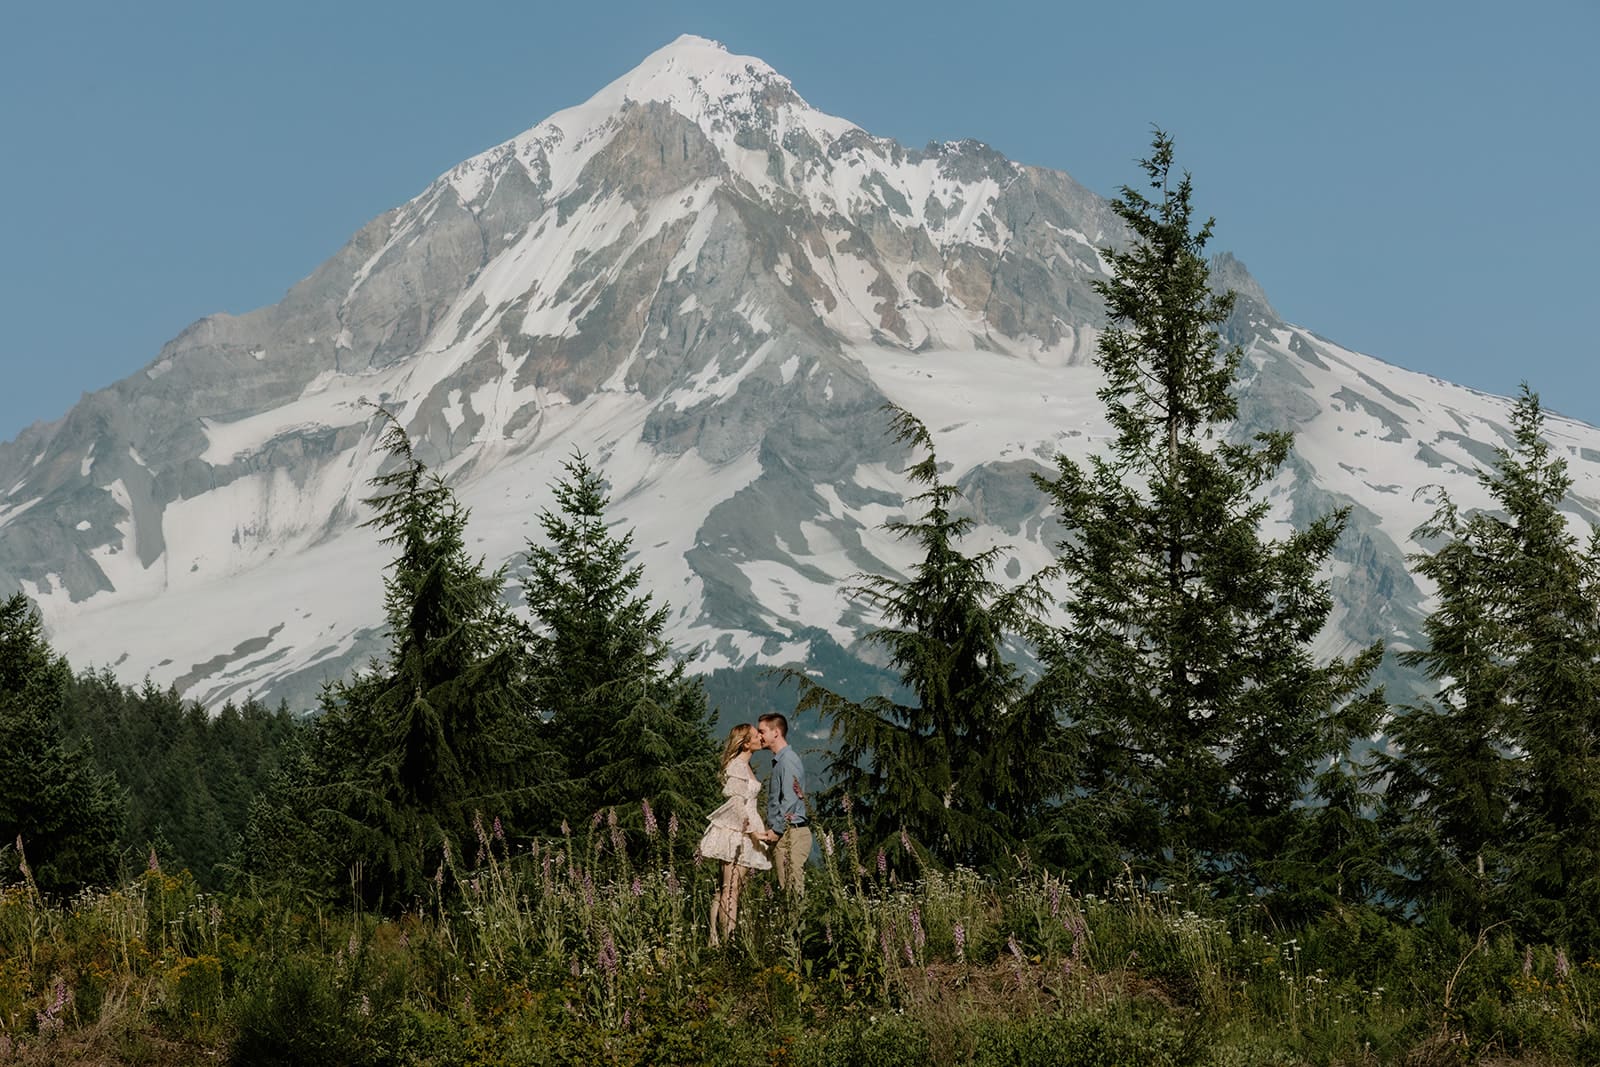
[698,713,810,946]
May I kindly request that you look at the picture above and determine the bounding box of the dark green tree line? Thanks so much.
[0,593,123,896]
[55,671,299,887]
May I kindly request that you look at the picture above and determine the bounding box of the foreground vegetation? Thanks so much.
[3,819,1597,1066]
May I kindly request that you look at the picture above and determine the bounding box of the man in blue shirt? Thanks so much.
[757,712,809,894]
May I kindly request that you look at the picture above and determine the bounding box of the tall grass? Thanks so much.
[1,818,1597,1065]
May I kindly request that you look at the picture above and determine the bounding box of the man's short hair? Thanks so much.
[758,712,789,739]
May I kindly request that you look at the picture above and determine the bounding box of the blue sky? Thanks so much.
[2,0,1594,442]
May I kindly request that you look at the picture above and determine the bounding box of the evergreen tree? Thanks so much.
[523,453,716,835]
[0,593,123,895]
[1034,131,1383,894]
[787,405,1066,872]
[240,412,551,904]
[1379,387,1600,948]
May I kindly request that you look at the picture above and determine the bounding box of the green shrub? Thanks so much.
[229,954,363,1066]
[797,1013,932,1067]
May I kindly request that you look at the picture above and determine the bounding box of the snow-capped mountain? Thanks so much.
[3,35,1599,711]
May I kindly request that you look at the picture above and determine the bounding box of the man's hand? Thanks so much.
[760,829,780,843]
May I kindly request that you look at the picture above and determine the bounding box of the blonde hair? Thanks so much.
[720,723,755,768]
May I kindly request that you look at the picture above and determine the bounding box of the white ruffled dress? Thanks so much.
[697,758,772,869]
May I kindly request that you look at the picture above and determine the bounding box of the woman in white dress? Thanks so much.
[699,723,771,945]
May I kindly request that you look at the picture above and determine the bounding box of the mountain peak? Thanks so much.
[439,36,861,207]
[614,34,783,105]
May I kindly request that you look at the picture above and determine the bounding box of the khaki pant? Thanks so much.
[773,826,812,895]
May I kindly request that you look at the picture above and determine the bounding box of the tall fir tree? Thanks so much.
[240,412,551,904]
[787,405,1066,872]
[1034,131,1383,895]
[1378,386,1600,948]
[0,593,124,896]
[523,453,716,836]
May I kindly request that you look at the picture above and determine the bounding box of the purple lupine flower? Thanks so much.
[910,906,926,951]
[622,1007,631,1029]
[582,871,595,909]
[953,921,967,963]
[474,812,490,864]
[434,862,445,891]
[642,799,658,837]
[359,993,371,1017]
[598,932,619,979]
[877,848,887,877]
[562,818,572,838]
[903,936,916,965]
[607,807,618,828]
[880,925,893,966]
[840,793,853,814]
[1557,947,1571,979]
[666,868,679,893]
[36,977,71,1035]
[843,828,856,846]
[822,831,835,857]
[542,854,554,886]
[147,846,159,873]
[493,815,505,843]
[591,810,604,831]
[631,876,643,898]
[900,827,912,856]
[668,812,680,840]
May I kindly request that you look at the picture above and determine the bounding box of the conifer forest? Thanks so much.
[4,134,1600,1065]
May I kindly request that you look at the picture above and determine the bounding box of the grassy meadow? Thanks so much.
[2,809,1597,1066]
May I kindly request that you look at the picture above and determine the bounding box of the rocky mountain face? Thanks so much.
[4,35,1600,712]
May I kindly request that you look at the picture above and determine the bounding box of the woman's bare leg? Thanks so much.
[724,864,748,936]
[711,862,733,946]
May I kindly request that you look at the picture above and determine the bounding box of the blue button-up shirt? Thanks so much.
[767,745,807,830]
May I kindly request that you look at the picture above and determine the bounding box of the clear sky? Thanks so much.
[2,0,1594,443]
